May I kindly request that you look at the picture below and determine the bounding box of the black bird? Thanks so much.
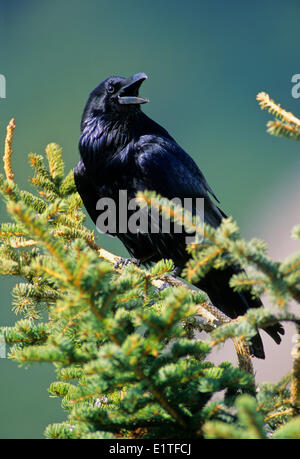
[74,72,284,358]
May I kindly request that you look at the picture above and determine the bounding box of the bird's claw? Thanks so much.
[156,281,173,292]
[172,266,183,277]
[114,257,141,270]
[156,266,182,292]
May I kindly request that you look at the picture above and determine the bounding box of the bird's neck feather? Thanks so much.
[79,111,173,170]
[79,111,145,162]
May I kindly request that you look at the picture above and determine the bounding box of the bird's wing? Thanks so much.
[74,159,108,228]
[135,135,225,228]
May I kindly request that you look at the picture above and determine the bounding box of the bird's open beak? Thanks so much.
[117,73,149,105]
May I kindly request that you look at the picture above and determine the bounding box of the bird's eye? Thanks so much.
[107,84,114,94]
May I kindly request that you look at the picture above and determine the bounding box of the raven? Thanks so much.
[74,72,284,358]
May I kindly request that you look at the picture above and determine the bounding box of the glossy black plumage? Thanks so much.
[75,73,284,358]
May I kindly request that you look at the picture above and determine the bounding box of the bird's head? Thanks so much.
[81,73,149,127]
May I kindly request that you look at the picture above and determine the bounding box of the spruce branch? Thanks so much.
[96,245,254,374]
[3,118,15,184]
[290,324,300,414]
[96,247,228,333]
[1,107,300,438]
[257,92,300,141]
[0,121,257,376]
[203,395,266,439]
[257,92,300,126]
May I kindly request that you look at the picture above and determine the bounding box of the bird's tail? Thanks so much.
[194,266,284,359]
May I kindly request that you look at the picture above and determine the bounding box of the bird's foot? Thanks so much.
[172,266,183,277]
[156,281,173,293]
[155,266,183,293]
[114,257,141,270]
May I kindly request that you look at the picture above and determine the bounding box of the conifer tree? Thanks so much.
[0,94,299,439]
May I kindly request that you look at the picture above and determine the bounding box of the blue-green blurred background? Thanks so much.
[0,0,299,438]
